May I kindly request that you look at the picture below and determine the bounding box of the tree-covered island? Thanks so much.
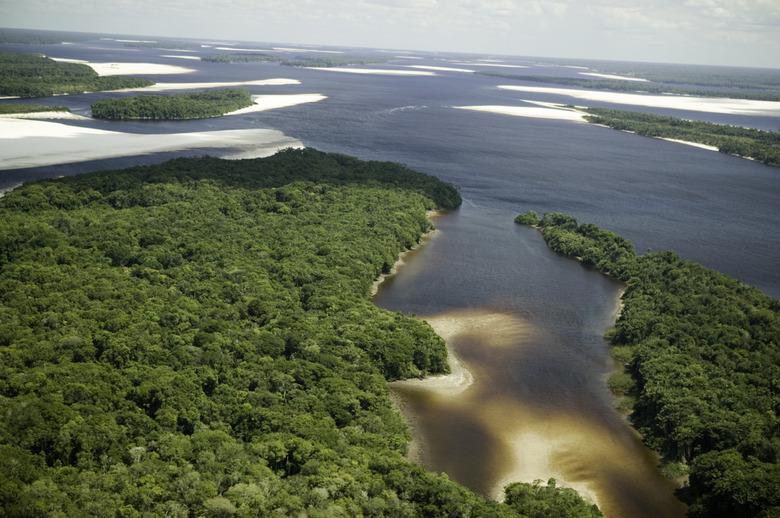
[0,52,154,98]
[0,150,600,517]
[515,211,780,518]
[91,89,255,120]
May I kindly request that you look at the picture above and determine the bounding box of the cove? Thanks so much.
[372,203,687,518]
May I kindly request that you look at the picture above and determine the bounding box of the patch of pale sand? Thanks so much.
[498,84,780,116]
[226,94,327,115]
[161,55,202,60]
[454,103,587,122]
[0,118,302,170]
[305,67,436,76]
[50,57,196,75]
[0,111,90,120]
[658,137,719,151]
[452,62,528,69]
[118,78,301,92]
[394,55,424,60]
[580,72,648,82]
[407,65,475,73]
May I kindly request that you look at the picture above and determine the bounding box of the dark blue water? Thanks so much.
[2,38,778,516]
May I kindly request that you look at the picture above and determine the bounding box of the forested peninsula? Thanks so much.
[0,150,600,517]
[515,211,780,518]
[91,89,254,120]
[201,53,389,68]
[0,52,154,98]
[579,108,780,168]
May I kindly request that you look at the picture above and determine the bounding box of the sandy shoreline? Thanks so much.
[497,84,780,116]
[454,102,587,122]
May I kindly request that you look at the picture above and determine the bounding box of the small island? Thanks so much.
[516,210,780,518]
[90,88,254,120]
[0,52,154,98]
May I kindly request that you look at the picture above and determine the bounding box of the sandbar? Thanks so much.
[0,111,90,120]
[117,78,301,92]
[407,65,475,73]
[497,85,780,116]
[452,63,528,69]
[580,72,648,82]
[227,94,327,115]
[50,58,196,75]
[0,118,302,170]
[305,67,435,76]
[454,102,587,122]
[161,55,202,61]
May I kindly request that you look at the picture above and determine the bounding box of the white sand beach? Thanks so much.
[50,58,197,75]
[0,118,302,170]
[118,78,301,92]
[407,65,475,73]
[452,62,528,69]
[580,72,648,82]
[498,85,780,116]
[161,55,202,61]
[454,102,587,122]
[227,94,327,115]
[306,67,436,76]
[0,111,91,120]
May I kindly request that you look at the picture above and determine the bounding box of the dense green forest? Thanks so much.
[281,55,389,68]
[579,108,780,168]
[0,52,154,98]
[0,150,600,517]
[515,211,780,518]
[476,71,780,102]
[91,89,254,120]
[0,103,70,114]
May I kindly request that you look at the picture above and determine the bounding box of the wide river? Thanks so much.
[2,37,779,517]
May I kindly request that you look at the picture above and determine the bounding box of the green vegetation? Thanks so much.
[581,108,780,167]
[0,149,597,516]
[516,211,780,518]
[0,104,70,114]
[201,53,284,64]
[91,89,254,120]
[504,478,602,518]
[0,52,154,98]
[476,71,780,102]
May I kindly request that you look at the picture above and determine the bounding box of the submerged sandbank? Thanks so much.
[0,118,303,170]
[497,85,780,116]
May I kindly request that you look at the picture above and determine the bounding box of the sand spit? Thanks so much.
[497,85,780,116]
[454,102,587,122]
[452,63,528,69]
[227,94,327,115]
[407,65,475,73]
[306,67,435,76]
[658,138,719,151]
[50,58,196,76]
[117,78,301,92]
[0,111,90,120]
[161,55,202,61]
[580,72,648,82]
[0,118,302,170]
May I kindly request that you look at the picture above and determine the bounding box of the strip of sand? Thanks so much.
[0,111,90,120]
[117,78,301,92]
[50,58,196,75]
[580,72,648,82]
[227,94,327,115]
[498,85,780,116]
[407,65,475,73]
[306,67,435,76]
[454,102,587,122]
[0,118,302,170]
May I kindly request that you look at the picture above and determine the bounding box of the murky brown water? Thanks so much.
[374,207,687,518]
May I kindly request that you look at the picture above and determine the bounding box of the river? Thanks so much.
[2,36,779,517]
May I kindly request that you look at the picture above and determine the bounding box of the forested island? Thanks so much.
[0,52,154,98]
[91,89,254,120]
[476,71,780,102]
[579,108,780,167]
[515,211,780,518]
[0,150,600,517]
